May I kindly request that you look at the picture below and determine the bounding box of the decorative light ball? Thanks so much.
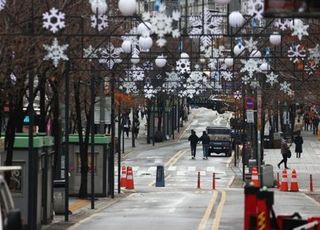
[90,0,108,15]
[131,54,140,64]
[215,0,231,4]
[155,55,167,68]
[224,57,234,67]
[118,0,137,16]
[180,52,189,59]
[121,40,132,53]
[269,33,281,46]
[233,44,245,56]
[250,50,262,58]
[200,58,206,63]
[137,22,152,35]
[260,62,270,72]
[139,35,153,50]
[228,11,244,27]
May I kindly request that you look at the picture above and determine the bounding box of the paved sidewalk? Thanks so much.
[264,130,320,192]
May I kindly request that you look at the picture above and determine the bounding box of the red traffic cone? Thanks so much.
[250,167,260,188]
[290,169,299,192]
[126,166,135,190]
[280,169,288,192]
[120,165,127,187]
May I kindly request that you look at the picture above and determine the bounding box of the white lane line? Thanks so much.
[207,167,215,172]
[148,166,157,172]
[177,171,187,176]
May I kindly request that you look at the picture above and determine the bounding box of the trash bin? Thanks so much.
[53,180,65,214]
[261,164,274,188]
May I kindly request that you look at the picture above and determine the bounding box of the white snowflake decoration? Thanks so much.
[240,59,261,78]
[247,0,264,21]
[42,8,65,33]
[99,43,122,69]
[143,61,154,71]
[164,71,181,93]
[288,89,294,97]
[308,44,320,65]
[121,80,138,94]
[288,44,306,63]
[127,66,144,81]
[233,90,242,100]
[244,37,258,52]
[91,14,108,31]
[305,61,317,76]
[43,38,69,67]
[242,75,251,85]
[142,4,180,47]
[265,72,278,86]
[222,71,233,81]
[83,45,99,61]
[176,58,191,74]
[0,0,6,11]
[144,84,156,99]
[291,19,309,40]
[189,7,223,39]
[274,19,292,31]
[280,81,291,93]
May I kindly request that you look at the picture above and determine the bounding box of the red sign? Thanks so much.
[264,0,320,17]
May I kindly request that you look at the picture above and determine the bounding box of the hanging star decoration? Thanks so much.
[308,44,320,65]
[164,71,181,93]
[142,3,180,47]
[99,43,122,69]
[280,81,291,94]
[265,72,278,86]
[42,8,66,33]
[291,19,309,41]
[274,19,292,31]
[244,37,258,52]
[233,90,242,100]
[83,45,99,61]
[91,14,108,31]
[43,38,69,67]
[288,44,306,63]
[247,0,264,21]
[240,59,261,78]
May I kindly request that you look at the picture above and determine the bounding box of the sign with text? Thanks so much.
[264,0,320,17]
[246,110,255,123]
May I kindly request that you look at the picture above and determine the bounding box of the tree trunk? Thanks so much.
[74,80,89,198]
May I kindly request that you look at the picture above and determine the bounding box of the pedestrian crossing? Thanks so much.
[115,166,226,177]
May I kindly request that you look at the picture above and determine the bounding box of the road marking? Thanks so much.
[188,166,196,171]
[198,191,218,230]
[207,167,215,172]
[148,166,156,172]
[177,171,187,176]
[168,166,177,171]
[212,190,226,230]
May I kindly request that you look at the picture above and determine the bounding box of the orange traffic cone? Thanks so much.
[126,166,135,190]
[290,169,299,192]
[120,165,127,187]
[250,167,260,188]
[280,169,289,192]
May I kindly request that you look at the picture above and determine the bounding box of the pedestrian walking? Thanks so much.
[199,131,210,160]
[312,114,319,135]
[123,116,131,138]
[133,118,140,138]
[188,130,198,159]
[294,132,303,158]
[277,137,291,169]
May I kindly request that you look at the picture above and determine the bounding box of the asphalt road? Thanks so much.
[69,108,320,230]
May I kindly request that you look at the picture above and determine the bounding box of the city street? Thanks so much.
[63,108,320,230]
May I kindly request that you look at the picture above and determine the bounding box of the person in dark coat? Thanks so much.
[188,130,198,159]
[278,138,291,169]
[199,131,210,160]
[294,132,303,158]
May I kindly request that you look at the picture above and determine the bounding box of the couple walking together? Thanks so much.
[188,130,210,160]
